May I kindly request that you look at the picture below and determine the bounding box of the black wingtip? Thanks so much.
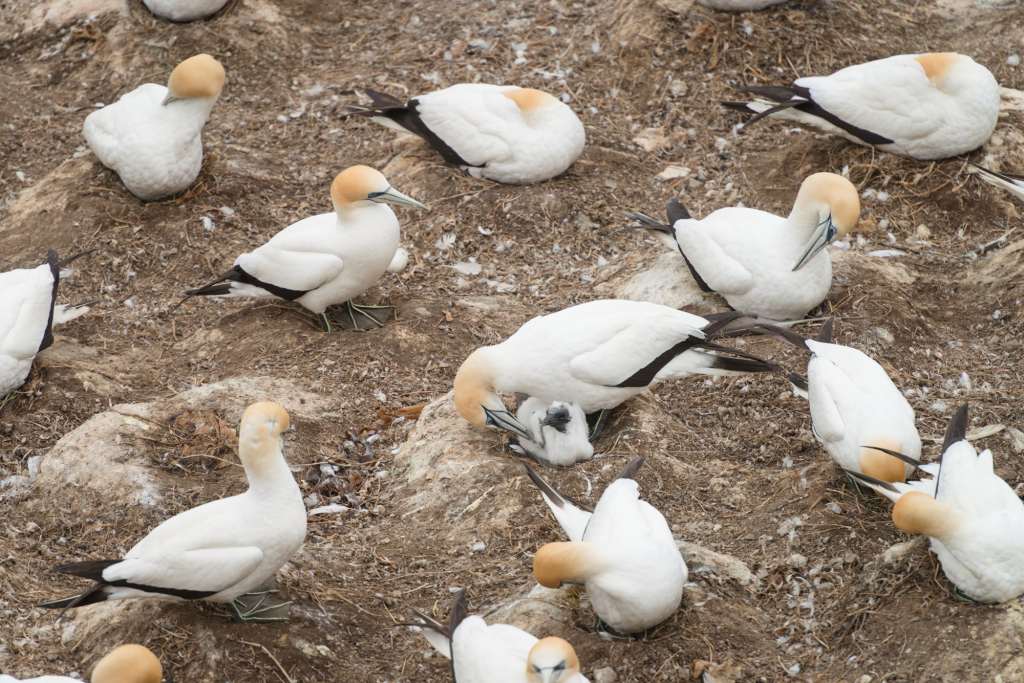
[861,445,922,470]
[449,587,469,636]
[787,372,808,393]
[840,468,900,492]
[942,403,969,454]
[523,462,565,509]
[55,248,100,269]
[613,456,646,481]
[817,318,834,343]
[665,197,691,224]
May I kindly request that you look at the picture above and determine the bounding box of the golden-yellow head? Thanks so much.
[329,165,427,212]
[91,645,162,683]
[914,53,963,86]
[166,54,226,100]
[526,637,581,683]
[892,491,962,538]
[504,88,559,114]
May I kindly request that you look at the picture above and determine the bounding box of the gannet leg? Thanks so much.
[334,301,393,331]
[317,312,334,333]
[227,590,293,623]
[0,393,16,414]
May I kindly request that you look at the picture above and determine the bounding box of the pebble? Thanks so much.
[594,667,617,683]
[788,553,808,568]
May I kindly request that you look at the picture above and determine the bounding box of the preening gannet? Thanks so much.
[404,587,590,683]
[182,166,426,331]
[512,398,594,467]
[528,458,686,633]
[722,53,1000,160]
[972,164,1024,202]
[143,0,230,21]
[623,172,860,321]
[453,300,780,443]
[697,0,786,9]
[83,54,226,200]
[0,644,162,683]
[348,84,586,184]
[848,404,1024,603]
[40,402,306,622]
[1,250,97,399]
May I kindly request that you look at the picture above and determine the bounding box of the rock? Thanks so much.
[593,252,719,312]
[486,584,573,639]
[593,667,617,683]
[678,541,757,587]
[787,553,808,568]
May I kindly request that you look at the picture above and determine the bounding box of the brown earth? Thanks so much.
[1,0,1024,682]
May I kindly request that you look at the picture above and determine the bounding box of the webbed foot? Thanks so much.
[227,590,292,623]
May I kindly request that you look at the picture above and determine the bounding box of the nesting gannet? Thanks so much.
[182,166,426,331]
[847,404,1024,603]
[722,53,1000,160]
[454,300,780,443]
[40,402,306,622]
[512,398,594,467]
[1,250,98,400]
[0,644,162,683]
[143,0,230,21]
[697,0,786,9]
[83,54,225,200]
[348,85,586,184]
[973,164,1024,202]
[404,587,590,683]
[623,173,860,321]
[528,457,685,633]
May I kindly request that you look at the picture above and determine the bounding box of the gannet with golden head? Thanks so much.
[512,398,594,467]
[624,172,859,321]
[84,54,226,200]
[40,402,306,622]
[722,53,1000,160]
[1,249,98,400]
[847,404,1024,603]
[0,644,162,683]
[454,300,780,443]
[183,166,426,331]
[972,164,1024,202]
[348,84,586,184]
[404,587,589,683]
[528,458,685,633]
[143,0,230,21]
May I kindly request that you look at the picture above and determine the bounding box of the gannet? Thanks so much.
[348,84,586,184]
[182,166,427,331]
[721,53,1000,160]
[973,164,1024,202]
[40,402,306,622]
[847,404,1024,603]
[697,0,787,9]
[623,172,860,321]
[512,398,594,467]
[0,644,162,683]
[528,457,685,633]
[142,0,230,21]
[83,54,226,200]
[1,250,98,400]
[454,300,780,443]
[404,587,589,683]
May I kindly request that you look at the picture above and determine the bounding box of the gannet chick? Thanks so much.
[404,587,590,683]
[528,457,685,633]
[722,53,1000,160]
[143,0,230,21]
[513,398,594,467]
[625,173,859,321]
[182,166,427,331]
[848,404,1024,603]
[0,644,162,683]
[1,249,98,401]
[454,300,780,442]
[972,164,1024,202]
[84,54,226,200]
[348,84,586,184]
[40,402,306,622]
[697,0,786,9]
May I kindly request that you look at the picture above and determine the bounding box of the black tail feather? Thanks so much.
[621,211,672,234]
[56,248,100,269]
[840,468,900,493]
[665,198,691,224]
[787,372,808,393]
[942,403,969,454]
[707,355,782,374]
[613,456,645,481]
[861,445,923,470]
[55,559,121,581]
[817,318,834,343]
[39,582,111,619]
[524,463,566,509]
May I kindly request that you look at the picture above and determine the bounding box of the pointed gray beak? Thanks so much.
[161,93,181,106]
[482,406,533,441]
[375,187,428,211]
[792,215,838,272]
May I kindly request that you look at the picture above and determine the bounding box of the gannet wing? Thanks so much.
[805,354,848,444]
[672,220,756,295]
[99,545,265,594]
[234,245,344,294]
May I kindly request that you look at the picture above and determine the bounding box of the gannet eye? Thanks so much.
[367,190,388,200]
[554,661,566,671]
[533,664,542,673]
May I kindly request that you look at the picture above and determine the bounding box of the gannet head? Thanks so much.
[914,53,964,87]
[534,541,604,588]
[892,491,963,539]
[454,348,532,440]
[91,645,162,683]
[859,436,913,483]
[238,401,292,476]
[526,637,581,683]
[791,172,860,271]
[541,402,573,433]
[504,88,561,118]
[163,54,226,106]
[330,165,428,214]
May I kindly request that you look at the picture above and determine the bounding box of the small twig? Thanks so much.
[235,639,295,683]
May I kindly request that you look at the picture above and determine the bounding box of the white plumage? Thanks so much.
[351,84,586,184]
[724,53,1000,160]
[514,398,594,467]
[530,458,686,633]
[973,164,1024,202]
[84,54,225,200]
[0,644,161,683]
[142,0,229,21]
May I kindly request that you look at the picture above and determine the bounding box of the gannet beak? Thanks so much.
[374,187,428,211]
[541,668,563,683]
[482,406,533,441]
[792,215,838,271]
[161,93,181,106]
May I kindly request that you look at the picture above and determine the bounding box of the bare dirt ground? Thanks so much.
[1,0,1023,682]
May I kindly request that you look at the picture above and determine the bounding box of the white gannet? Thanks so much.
[847,404,1024,603]
[454,300,780,443]
[143,0,230,21]
[512,398,594,468]
[405,587,589,683]
[721,53,1000,160]
[528,457,686,633]
[623,172,860,321]
[83,53,226,201]
[973,163,1024,202]
[0,644,162,683]
[182,166,427,331]
[40,402,306,622]
[697,0,787,9]
[348,84,586,184]
[1,250,98,401]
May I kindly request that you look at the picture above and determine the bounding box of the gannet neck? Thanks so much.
[859,435,909,483]
[166,54,226,101]
[238,402,292,485]
[453,347,503,427]
[91,645,162,683]
[914,53,962,87]
[788,172,860,239]
[503,88,560,122]
[892,491,962,538]
[534,541,610,588]
[526,637,581,683]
